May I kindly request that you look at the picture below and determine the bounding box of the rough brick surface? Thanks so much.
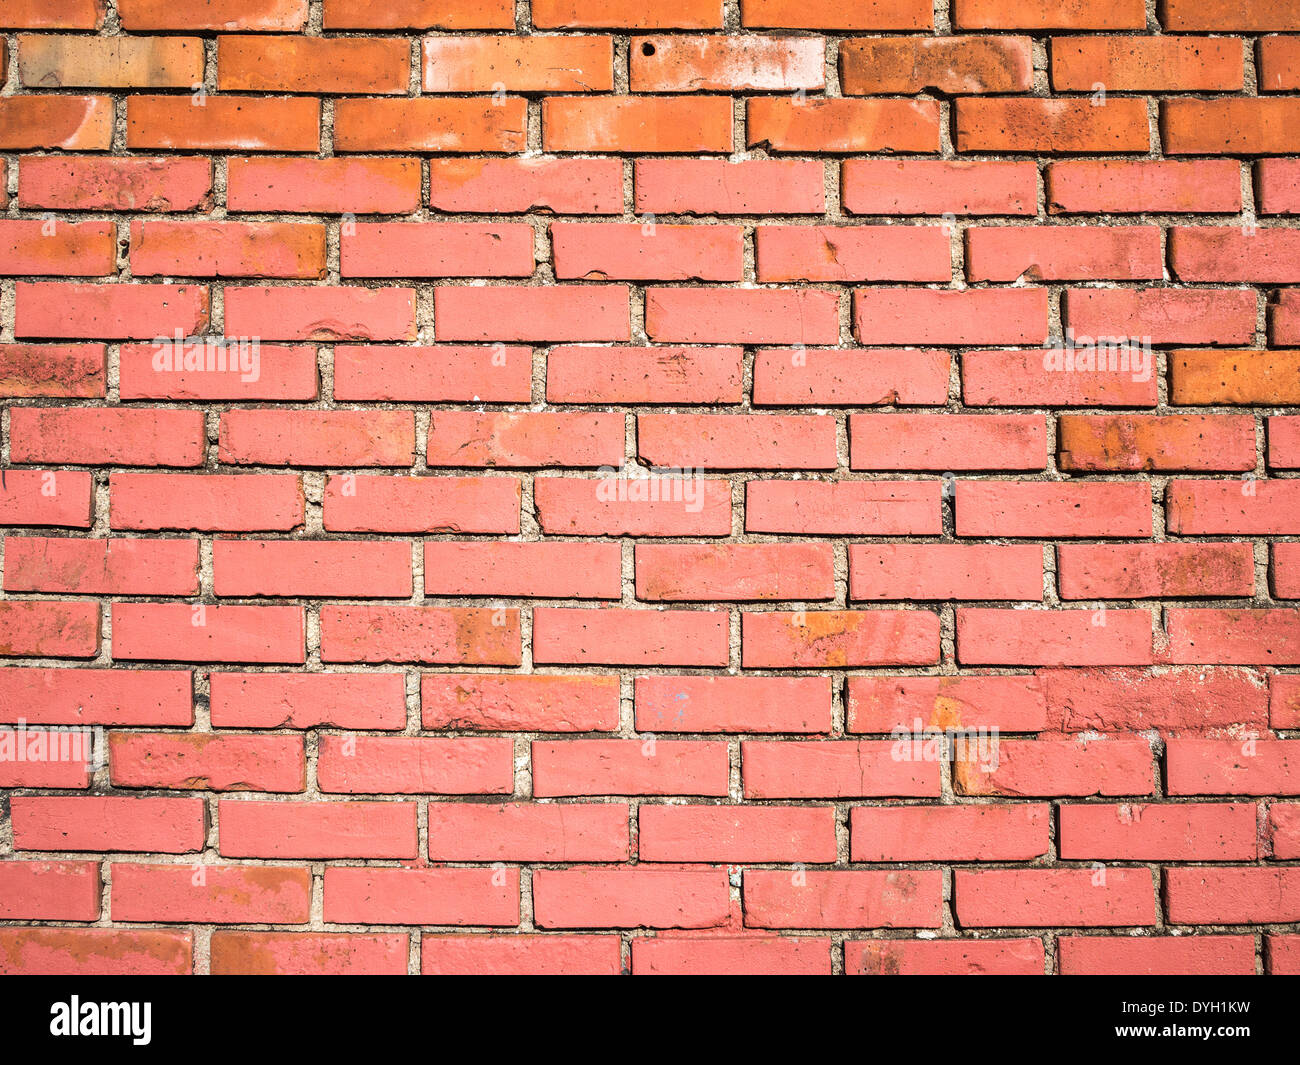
[0,2,1296,978]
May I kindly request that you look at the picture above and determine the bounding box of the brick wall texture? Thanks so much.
[0,0,1298,977]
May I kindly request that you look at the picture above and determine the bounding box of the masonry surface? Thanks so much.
[0,0,1298,977]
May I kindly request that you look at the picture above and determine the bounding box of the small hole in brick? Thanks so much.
[641,42,656,57]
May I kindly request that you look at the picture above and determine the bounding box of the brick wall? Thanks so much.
[0,0,1298,976]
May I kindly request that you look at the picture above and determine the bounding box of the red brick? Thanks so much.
[324,0,514,29]
[743,869,943,929]
[967,225,1162,281]
[757,224,950,283]
[0,219,116,276]
[636,675,833,734]
[961,348,1158,407]
[553,222,742,281]
[425,35,611,92]
[423,935,621,976]
[1170,347,1299,405]
[323,475,520,535]
[842,35,1032,94]
[219,35,409,94]
[212,540,412,598]
[0,862,100,921]
[1167,739,1300,796]
[535,476,732,537]
[1058,413,1256,472]
[1270,804,1300,859]
[1057,543,1256,599]
[318,737,513,796]
[0,728,93,789]
[843,159,1037,215]
[533,607,728,666]
[1164,867,1300,925]
[320,605,520,665]
[1167,479,1300,535]
[748,98,939,153]
[1271,416,1300,469]
[112,603,304,664]
[324,866,519,926]
[1051,36,1243,92]
[631,34,824,92]
[850,544,1044,601]
[854,288,1048,345]
[1047,159,1242,214]
[131,220,326,279]
[1060,802,1258,860]
[227,156,420,214]
[422,673,620,732]
[4,537,198,596]
[847,938,1044,975]
[224,285,415,342]
[956,480,1152,538]
[548,345,744,405]
[956,97,1150,153]
[746,480,942,536]
[9,407,205,467]
[636,542,834,601]
[0,95,113,151]
[18,33,203,89]
[219,409,414,467]
[533,867,728,929]
[1163,98,1300,154]
[12,796,204,853]
[1272,675,1300,729]
[851,413,1046,470]
[1269,936,1300,974]
[426,806,629,863]
[639,413,837,470]
[0,469,93,528]
[127,95,319,152]
[742,610,940,668]
[533,740,729,797]
[955,0,1145,29]
[342,222,534,278]
[1172,227,1300,283]
[957,607,1154,666]
[434,285,629,342]
[425,541,621,599]
[755,348,950,407]
[741,0,932,30]
[851,804,1050,861]
[429,157,623,214]
[15,282,209,340]
[119,342,318,401]
[110,473,304,532]
[647,288,839,344]
[955,868,1156,927]
[634,936,831,975]
[210,932,407,976]
[847,674,1048,733]
[0,0,107,28]
[111,864,309,923]
[0,668,192,727]
[210,672,406,730]
[635,158,824,215]
[110,733,305,792]
[1163,0,1300,30]
[118,0,308,30]
[639,805,836,862]
[219,800,417,859]
[1277,543,1300,598]
[1167,608,1300,664]
[334,97,526,153]
[335,345,530,403]
[426,410,622,467]
[1058,935,1256,976]
[1257,158,1300,214]
[0,929,192,976]
[544,96,732,153]
[742,740,940,798]
[0,600,100,658]
[0,343,105,398]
